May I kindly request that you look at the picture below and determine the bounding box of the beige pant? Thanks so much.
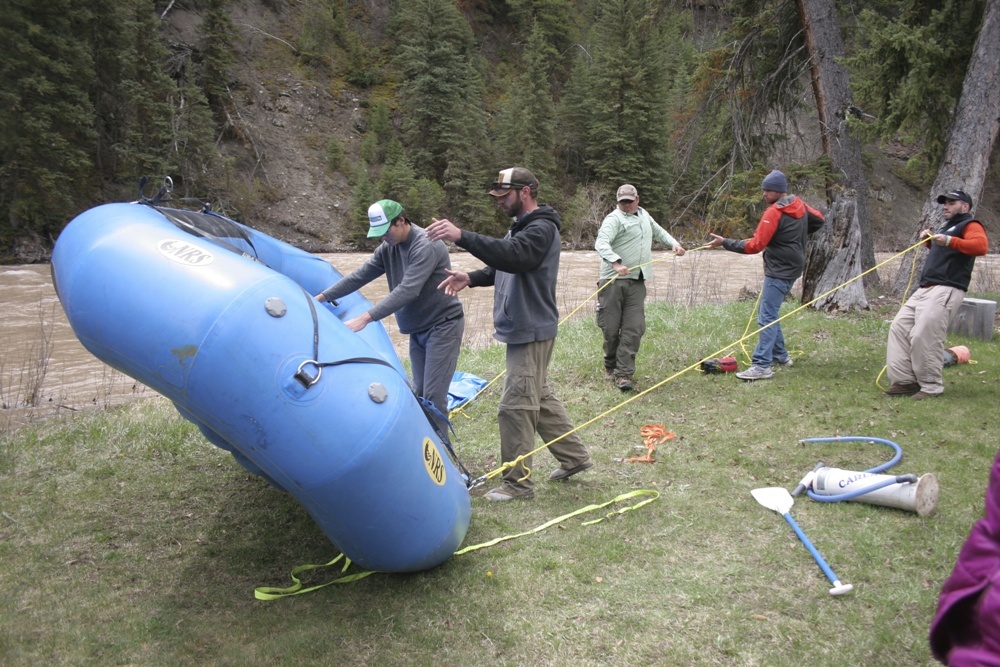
[497,339,591,493]
[887,285,965,395]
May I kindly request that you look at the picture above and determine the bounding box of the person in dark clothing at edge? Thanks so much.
[425,167,593,501]
[316,199,465,442]
[706,169,825,381]
[930,445,1000,666]
[885,189,988,400]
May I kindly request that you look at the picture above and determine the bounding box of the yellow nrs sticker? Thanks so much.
[422,438,446,486]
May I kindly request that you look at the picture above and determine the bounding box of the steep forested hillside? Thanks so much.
[1,0,996,262]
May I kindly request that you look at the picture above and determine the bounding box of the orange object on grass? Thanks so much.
[626,424,676,463]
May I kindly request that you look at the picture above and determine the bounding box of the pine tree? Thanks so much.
[199,0,237,125]
[0,0,97,248]
[848,0,987,177]
[494,21,558,195]
[172,61,219,198]
[376,141,417,203]
[556,49,594,181]
[114,0,180,184]
[394,0,492,228]
[350,172,379,247]
[405,178,447,227]
[506,0,580,81]
[582,0,674,215]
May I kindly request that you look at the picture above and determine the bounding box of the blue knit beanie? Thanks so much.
[761,170,788,193]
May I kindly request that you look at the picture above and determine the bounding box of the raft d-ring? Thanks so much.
[294,360,322,388]
[162,175,174,193]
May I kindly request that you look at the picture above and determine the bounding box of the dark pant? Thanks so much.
[596,278,647,377]
[410,315,465,443]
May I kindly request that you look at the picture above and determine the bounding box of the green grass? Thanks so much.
[2,297,998,666]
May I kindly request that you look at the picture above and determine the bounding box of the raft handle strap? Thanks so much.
[293,356,399,389]
[295,287,402,388]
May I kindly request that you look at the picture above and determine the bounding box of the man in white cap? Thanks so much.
[595,183,685,391]
[885,189,988,399]
[316,199,464,441]
[425,167,593,501]
[707,169,825,380]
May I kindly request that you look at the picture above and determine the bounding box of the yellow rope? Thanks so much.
[255,489,660,599]
[468,237,933,490]
[448,249,705,420]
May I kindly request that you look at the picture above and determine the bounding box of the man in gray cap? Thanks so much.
[316,199,465,441]
[595,183,685,391]
[885,189,988,399]
[707,169,825,380]
[425,167,593,501]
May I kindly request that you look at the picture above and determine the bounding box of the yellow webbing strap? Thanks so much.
[254,489,658,600]
[254,554,377,600]
[448,249,705,421]
[454,488,659,555]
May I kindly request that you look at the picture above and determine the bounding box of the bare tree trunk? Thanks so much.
[891,0,1000,297]
[804,198,867,310]
[796,0,874,311]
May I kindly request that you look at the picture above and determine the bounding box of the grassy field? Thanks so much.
[1,296,998,666]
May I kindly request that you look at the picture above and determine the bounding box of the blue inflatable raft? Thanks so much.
[51,201,471,572]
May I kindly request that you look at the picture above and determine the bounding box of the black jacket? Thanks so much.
[457,205,562,344]
[920,213,980,291]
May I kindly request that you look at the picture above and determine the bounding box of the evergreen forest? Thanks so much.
[0,0,995,261]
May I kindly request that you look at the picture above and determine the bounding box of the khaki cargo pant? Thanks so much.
[497,339,591,494]
[887,284,965,395]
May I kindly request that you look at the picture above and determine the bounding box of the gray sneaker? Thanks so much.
[736,364,774,381]
[772,357,794,367]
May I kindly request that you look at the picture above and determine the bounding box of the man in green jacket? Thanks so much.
[595,184,685,391]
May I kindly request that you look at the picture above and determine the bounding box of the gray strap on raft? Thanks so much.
[294,287,400,388]
[299,288,472,486]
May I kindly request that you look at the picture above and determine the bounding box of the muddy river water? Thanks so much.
[0,248,972,430]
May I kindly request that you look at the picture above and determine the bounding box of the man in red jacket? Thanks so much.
[707,169,825,380]
[885,189,988,399]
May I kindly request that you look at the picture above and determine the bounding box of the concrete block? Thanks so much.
[949,297,996,340]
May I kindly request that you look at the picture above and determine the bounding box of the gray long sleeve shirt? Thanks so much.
[320,225,463,334]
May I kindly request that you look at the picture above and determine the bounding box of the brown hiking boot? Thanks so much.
[911,391,939,401]
[884,382,920,396]
[603,367,615,381]
[615,375,634,391]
